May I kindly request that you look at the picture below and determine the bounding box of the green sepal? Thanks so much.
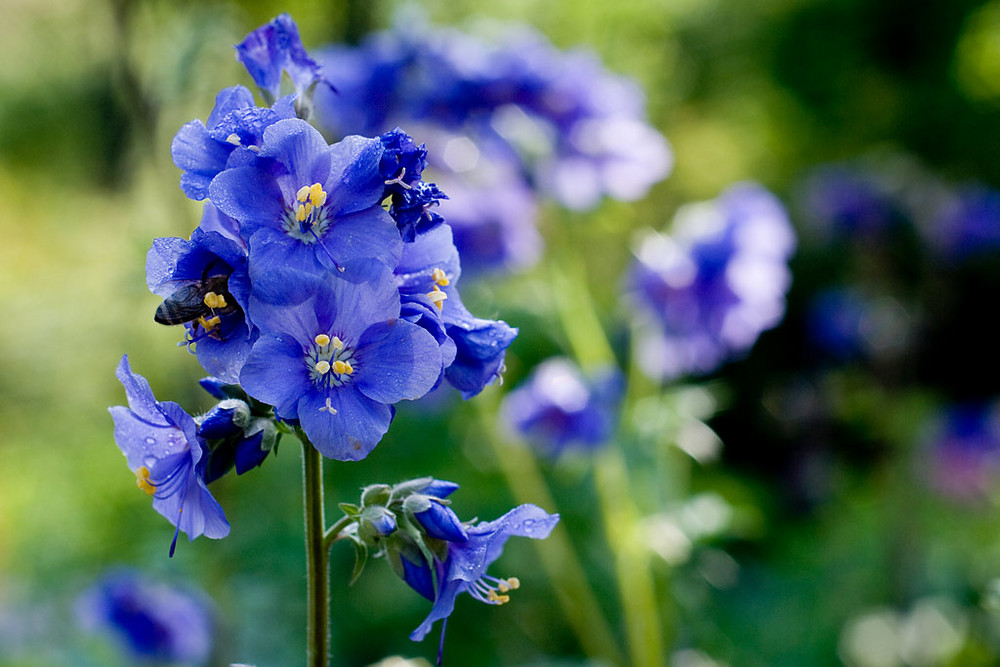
[361,484,392,507]
[339,503,361,517]
[349,539,368,586]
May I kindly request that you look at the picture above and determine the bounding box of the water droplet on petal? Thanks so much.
[144,437,156,445]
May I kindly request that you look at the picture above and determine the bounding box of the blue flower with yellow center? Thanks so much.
[209,118,402,276]
[239,259,442,460]
[108,356,230,555]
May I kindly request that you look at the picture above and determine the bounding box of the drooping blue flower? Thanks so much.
[239,260,442,460]
[76,569,215,664]
[500,357,623,457]
[393,223,517,398]
[146,202,253,384]
[628,183,796,380]
[235,13,332,103]
[108,356,230,554]
[209,117,402,276]
[408,504,560,648]
[171,85,295,201]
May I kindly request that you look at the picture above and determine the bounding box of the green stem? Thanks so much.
[301,433,329,667]
[323,515,355,552]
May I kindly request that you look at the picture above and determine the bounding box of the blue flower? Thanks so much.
[171,85,295,200]
[500,358,623,457]
[235,13,332,103]
[628,183,796,380]
[146,203,253,383]
[409,504,560,647]
[925,184,1000,261]
[77,569,215,664]
[108,356,230,555]
[394,223,517,398]
[922,402,1000,503]
[209,118,401,276]
[796,163,908,241]
[378,128,448,242]
[239,260,442,460]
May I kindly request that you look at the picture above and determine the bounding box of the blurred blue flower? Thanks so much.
[146,203,253,384]
[500,357,623,457]
[77,569,214,665]
[806,287,913,362]
[796,164,906,240]
[923,402,1000,503]
[171,85,295,201]
[408,504,560,652]
[109,356,230,555]
[235,13,332,102]
[629,183,795,380]
[209,118,401,276]
[239,260,442,460]
[924,184,1000,261]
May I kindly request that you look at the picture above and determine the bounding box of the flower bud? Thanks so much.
[361,484,392,507]
[408,496,468,543]
[234,418,276,474]
[198,400,251,439]
[358,506,397,543]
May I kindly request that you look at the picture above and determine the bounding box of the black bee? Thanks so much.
[155,273,237,327]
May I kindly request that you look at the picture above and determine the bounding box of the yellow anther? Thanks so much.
[315,360,331,374]
[297,185,311,202]
[427,285,448,311]
[332,360,354,375]
[197,315,221,331]
[225,133,241,146]
[314,334,331,347]
[136,466,156,495]
[331,336,344,350]
[203,292,227,309]
[506,577,520,590]
[432,267,450,286]
[309,183,327,207]
[486,590,511,604]
[296,204,308,222]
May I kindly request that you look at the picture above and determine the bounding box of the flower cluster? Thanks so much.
[628,183,796,380]
[339,478,560,659]
[112,14,517,548]
[500,357,623,457]
[310,19,672,275]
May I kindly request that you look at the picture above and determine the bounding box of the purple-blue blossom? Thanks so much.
[500,358,623,457]
[76,569,215,664]
[796,163,907,241]
[239,260,442,460]
[171,85,295,200]
[629,183,796,380]
[108,356,230,554]
[235,13,332,103]
[408,504,560,651]
[209,118,401,276]
[922,184,1000,261]
[146,203,253,383]
[393,223,517,398]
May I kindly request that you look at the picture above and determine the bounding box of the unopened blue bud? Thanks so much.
[400,552,436,601]
[422,479,460,499]
[359,506,397,542]
[234,424,272,475]
[413,499,468,543]
[198,400,251,439]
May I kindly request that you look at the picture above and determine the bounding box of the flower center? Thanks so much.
[306,333,356,388]
[282,183,331,244]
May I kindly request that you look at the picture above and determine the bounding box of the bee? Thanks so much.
[155,273,237,331]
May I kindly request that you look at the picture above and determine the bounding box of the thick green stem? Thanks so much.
[301,435,329,667]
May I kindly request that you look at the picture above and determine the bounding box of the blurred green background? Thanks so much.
[4,0,1000,665]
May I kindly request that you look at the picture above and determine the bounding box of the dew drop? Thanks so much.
[144,437,156,445]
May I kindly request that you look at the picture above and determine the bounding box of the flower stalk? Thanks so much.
[301,432,330,667]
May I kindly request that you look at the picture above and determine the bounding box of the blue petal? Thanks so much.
[239,333,309,416]
[208,165,285,235]
[171,121,231,200]
[327,135,386,216]
[259,118,332,190]
[451,504,561,583]
[114,355,168,427]
[401,553,437,602]
[297,387,393,461]
[353,319,442,403]
[325,205,402,272]
[414,500,468,543]
[410,579,465,642]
